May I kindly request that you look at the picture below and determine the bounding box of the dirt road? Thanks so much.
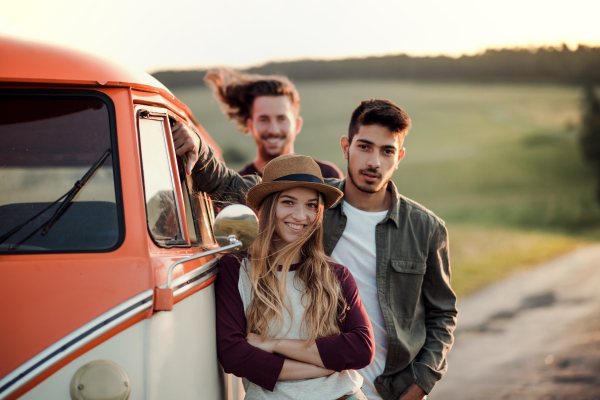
[428,244,600,400]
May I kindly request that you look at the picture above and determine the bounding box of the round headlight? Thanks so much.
[70,360,130,400]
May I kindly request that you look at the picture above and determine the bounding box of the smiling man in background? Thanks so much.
[174,99,457,400]
[199,68,343,179]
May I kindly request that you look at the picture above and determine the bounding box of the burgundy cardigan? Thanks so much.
[215,253,375,391]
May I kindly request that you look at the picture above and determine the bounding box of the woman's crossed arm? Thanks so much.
[247,333,325,368]
[247,264,376,373]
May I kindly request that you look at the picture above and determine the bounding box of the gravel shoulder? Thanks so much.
[428,244,600,400]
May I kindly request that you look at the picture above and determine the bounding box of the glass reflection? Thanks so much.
[213,204,258,251]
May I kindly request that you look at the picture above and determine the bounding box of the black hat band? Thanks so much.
[272,173,323,184]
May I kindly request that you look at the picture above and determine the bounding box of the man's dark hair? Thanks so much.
[204,68,300,134]
[348,99,411,143]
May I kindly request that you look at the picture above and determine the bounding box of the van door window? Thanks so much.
[181,176,198,244]
[0,92,123,253]
[183,173,215,246]
[138,113,186,246]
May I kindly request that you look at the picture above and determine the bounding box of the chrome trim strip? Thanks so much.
[166,241,239,289]
[0,289,153,399]
[173,259,219,298]
[157,257,219,298]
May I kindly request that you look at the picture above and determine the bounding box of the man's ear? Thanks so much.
[341,136,350,160]
[295,116,303,135]
[395,147,406,170]
[246,118,253,134]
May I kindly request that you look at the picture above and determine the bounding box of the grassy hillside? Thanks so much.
[173,81,600,296]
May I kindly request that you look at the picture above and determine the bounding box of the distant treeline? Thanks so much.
[152,44,600,88]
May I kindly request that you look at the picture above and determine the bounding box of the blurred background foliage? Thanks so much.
[579,85,600,202]
[166,46,600,296]
[155,44,600,88]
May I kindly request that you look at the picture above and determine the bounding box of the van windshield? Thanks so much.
[0,93,122,253]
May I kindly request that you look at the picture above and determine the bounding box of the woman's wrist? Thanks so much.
[246,333,280,353]
[271,338,282,354]
[278,359,335,381]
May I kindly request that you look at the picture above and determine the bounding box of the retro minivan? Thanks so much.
[0,34,253,400]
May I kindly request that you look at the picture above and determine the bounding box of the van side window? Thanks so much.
[138,114,185,246]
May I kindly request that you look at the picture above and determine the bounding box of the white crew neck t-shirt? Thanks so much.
[331,200,388,400]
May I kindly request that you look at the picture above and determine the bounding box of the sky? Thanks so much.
[1,0,599,73]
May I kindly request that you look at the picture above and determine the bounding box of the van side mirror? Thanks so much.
[213,204,258,251]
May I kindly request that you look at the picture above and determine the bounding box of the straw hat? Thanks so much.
[246,154,343,211]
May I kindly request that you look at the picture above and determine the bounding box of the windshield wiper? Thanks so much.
[41,149,112,235]
[0,193,69,246]
[0,148,112,250]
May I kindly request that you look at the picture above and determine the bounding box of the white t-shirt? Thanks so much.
[236,259,363,400]
[331,200,388,400]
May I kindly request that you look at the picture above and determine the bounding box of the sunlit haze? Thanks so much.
[2,0,599,73]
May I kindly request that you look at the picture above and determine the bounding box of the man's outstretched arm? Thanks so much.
[172,122,259,205]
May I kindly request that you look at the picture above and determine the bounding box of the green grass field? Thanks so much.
[172,81,600,296]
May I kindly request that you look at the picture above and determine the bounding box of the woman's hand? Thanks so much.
[247,335,326,369]
[247,333,278,353]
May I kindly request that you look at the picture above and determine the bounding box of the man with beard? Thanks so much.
[174,68,342,179]
[174,99,457,400]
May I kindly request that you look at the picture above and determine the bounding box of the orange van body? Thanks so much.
[0,34,231,399]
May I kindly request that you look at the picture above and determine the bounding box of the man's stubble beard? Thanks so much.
[346,154,389,194]
[256,134,289,161]
[258,146,280,161]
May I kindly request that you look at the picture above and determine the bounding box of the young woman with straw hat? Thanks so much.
[216,154,375,400]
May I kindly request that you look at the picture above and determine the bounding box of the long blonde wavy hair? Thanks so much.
[245,190,347,345]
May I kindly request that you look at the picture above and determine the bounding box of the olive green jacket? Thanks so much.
[191,141,458,399]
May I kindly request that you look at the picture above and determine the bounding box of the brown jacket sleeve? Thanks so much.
[190,138,260,206]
